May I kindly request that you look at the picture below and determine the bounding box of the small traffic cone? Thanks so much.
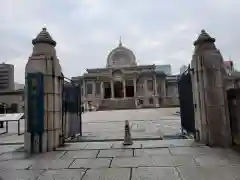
[123,120,133,145]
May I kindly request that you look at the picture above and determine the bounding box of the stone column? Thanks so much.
[191,30,231,147]
[133,77,137,97]
[123,80,126,98]
[92,81,96,97]
[154,76,159,107]
[144,79,147,94]
[111,80,114,98]
[154,76,157,95]
[82,80,86,98]
[25,27,63,153]
[162,80,167,97]
[100,82,104,98]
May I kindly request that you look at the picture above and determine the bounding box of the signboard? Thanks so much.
[0,113,24,121]
[27,73,44,134]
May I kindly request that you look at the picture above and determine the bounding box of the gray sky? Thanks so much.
[0,0,239,83]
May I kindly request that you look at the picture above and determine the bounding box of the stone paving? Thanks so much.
[1,139,240,179]
[0,108,181,144]
[1,108,240,179]
[79,108,181,141]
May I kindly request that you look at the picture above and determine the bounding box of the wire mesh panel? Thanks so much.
[62,78,82,139]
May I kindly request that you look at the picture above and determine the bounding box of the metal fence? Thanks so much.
[61,76,82,140]
[178,65,195,135]
[227,88,240,145]
[26,71,82,145]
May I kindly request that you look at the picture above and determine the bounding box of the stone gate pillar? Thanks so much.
[24,27,63,153]
[191,30,231,147]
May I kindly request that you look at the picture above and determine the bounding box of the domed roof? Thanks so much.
[106,40,137,68]
[32,27,56,46]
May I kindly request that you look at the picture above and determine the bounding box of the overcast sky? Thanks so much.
[0,0,239,83]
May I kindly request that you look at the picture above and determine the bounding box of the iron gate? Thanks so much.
[178,66,195,135]
[62,76,82,140]
[227,88,240,145]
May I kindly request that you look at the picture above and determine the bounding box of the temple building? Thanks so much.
[72,41,179,111]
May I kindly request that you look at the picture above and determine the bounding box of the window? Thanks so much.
[158,97,163,104]
[147,80,153,91]
[86,83,93,95]
[149,98,154,104]
[95,82,101,96]
[157,84,161,94]
[138,99,143,105]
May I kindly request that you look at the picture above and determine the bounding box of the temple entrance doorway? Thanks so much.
[126,80,134,97]
[114,81,123,98]
[104,82,111,99]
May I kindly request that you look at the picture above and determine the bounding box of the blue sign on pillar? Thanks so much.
[27,73,44,134]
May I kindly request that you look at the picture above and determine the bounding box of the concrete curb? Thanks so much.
[0,142,24,146]
[67,135,186,143]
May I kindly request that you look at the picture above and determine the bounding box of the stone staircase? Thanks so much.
[98,98,136,111]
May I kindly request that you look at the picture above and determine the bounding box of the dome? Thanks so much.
[106,40,137,68]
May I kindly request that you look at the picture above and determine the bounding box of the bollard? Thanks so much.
[123,120,133,146]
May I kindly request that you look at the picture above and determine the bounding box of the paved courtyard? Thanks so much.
[1,139,240,179]
[1,108,240,179]
[0,108,181,144]
[81,108,181,141]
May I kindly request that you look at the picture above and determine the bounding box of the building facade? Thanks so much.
[180,65,188,74]
[0,89,24,113]
[155,64,172,75]
[73,42,179,111]
[0,63,14,91]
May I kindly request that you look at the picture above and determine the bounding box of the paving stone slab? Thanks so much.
[111,141,142,149]
[141,140,177,148]
[227,165,240,179]
[152,156,197,167]
[135,148,171,157]
[194,154,240,167]
[62,150,99,159]
[111,157,153,168]
[70,158,111,169]
[142,139,202,149]
[0,170,43,180]
[98,149,133,158]
[169,146,233,156]
[132,167,181,180]
[37,169,86,180]
[0,151,30,161]
[56,143,88,150]
[0,160,33,170]
[82,168,131,180]
[84,142,112,150]
[0,145,23,154]
[178,166,237,180]
[29,151,66,160]
[0,134,24,144]
[30,159,74,170]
